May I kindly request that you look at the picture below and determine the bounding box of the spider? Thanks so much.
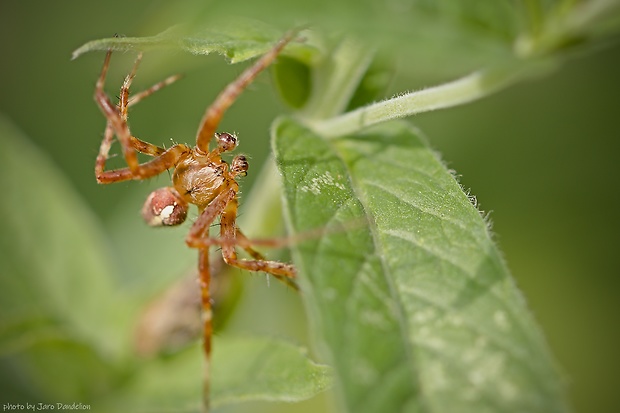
[93,31,298,410]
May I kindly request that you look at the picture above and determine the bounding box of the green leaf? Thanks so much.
[345,52,395,112]
[106,335,332,411]
[211,335,332,406]
[515,0,620,57]
[70,2,522,85]
[0,115,330,410]
[273,55,312,109]
[193,0,520,79]
[72,19,318,63]
[0,114,128,401]
[273,117,570,413]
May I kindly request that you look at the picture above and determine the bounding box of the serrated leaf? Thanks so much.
[273,117,569,413]
[106,336,332,412]
[72,19,317,64]
[0,114,127,401]
[183,0,520,79]
[71,3,520,81]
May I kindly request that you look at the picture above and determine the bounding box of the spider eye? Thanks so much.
[142,187,188,227]
[215,132,238,152]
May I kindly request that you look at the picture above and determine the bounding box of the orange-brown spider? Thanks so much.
[93,31,298,410]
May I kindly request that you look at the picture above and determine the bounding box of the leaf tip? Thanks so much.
[71,45,85,60]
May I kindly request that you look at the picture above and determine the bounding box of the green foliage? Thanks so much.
[72,18,319,64]
[0,114,127,402]
[0,116,330,411]
[273,118,569,412]
[7,0,620,411]
[105,336,331,412]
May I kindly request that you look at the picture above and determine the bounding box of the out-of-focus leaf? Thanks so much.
[106,335,332,411]
[345,52,395,111]
[0,115,331,410]
[0,114,128,402]
[72,2,519,81]
[516,0,620,57]
[273,56,312,109]
[211,335,332,406]
[273,117,569,413]
[193,0,521,79]
[73,2,620,118]
[72,19,318,64]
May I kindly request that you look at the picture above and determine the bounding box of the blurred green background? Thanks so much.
[1,1,619,412]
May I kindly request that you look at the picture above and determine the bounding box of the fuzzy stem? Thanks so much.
[309,62,540,139]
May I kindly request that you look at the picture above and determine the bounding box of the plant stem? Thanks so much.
[309,62,543,139]
[300,37,375,120]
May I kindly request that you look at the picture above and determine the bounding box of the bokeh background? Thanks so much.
[1,1,619,412]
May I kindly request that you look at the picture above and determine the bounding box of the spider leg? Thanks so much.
[186,188,238,247]
[219,197,297,282]
[233,228,299,290]
[234,228,266,260]
[117,53,172,157]
[95,122,116,179]
[185,188,297,288]
[94,50,140,174]
[122,65,182,156]
[95,121,169,179]
[119,52,143,121]
[123,67,183,156]
[96,143,190,184]
[128,135,167,157]
[128,73,183,108]
[95,121,167,179]
[194,30,298,152]
[95,51,191,183]
[181,187,238,413]
[198,248,212,412]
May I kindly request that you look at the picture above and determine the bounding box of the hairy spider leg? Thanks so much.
[224,228,298,290]
[234,228,267,260]
[194,30,297,152]
[95,122,116,179]
[197,249,212,410]
[219,197,297,279]
[96,50,182,163]
[186,202,299,291]
[183,178,296,408]
[124,72,183,157]
[183,187,237,413]
[95,61,180,176]
[119,52,143,121]
[128,73,183,109]
[185,192,297,280]
[95,49,140,173]
[120,53,182,157]
[96,144,190,184]
[94,50,191,184]
[182,155,298,285]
